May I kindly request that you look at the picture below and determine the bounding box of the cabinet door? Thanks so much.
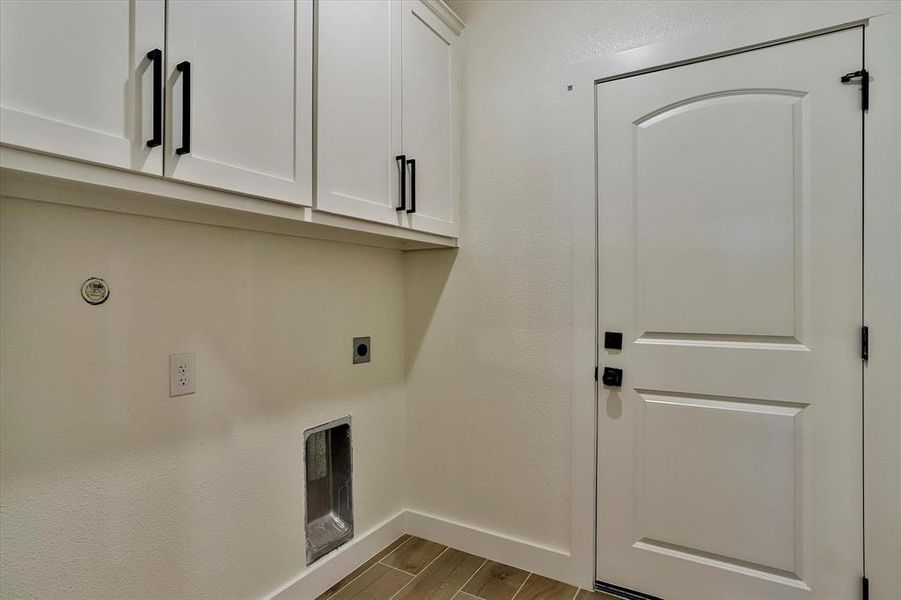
[401,0,459,237]
[165,0,312,205]
[316,0,404,225]
[0,0,164,174]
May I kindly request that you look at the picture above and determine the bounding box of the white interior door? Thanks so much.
[0,0,164,174]
[596,28,863,600]
[316,0,403,225]
[401,0,458,237]
[165,0,312,205]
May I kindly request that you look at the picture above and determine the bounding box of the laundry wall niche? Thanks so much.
[304,417,353,565]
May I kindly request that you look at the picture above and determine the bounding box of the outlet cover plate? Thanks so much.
[353,337,371,364]
[169,353,196,397]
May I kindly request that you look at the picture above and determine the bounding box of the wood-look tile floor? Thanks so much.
[317,535,619,600]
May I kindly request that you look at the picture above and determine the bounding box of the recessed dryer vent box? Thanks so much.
[304,416,353,565]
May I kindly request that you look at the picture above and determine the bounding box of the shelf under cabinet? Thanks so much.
[0,147,457,251]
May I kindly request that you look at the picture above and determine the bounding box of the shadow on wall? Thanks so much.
[404,248,459,372]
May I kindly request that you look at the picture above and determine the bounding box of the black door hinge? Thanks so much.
[862,576,869,600]
[841,69,869,111]
[861,326,869,361]
[595,366,598,381]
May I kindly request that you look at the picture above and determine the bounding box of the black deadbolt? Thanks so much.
[601,367,623,387]
[604,331,623,350]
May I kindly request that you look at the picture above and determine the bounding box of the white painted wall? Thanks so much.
[3,3,894,598]
[405,0,797,574]
[0,197,406,599]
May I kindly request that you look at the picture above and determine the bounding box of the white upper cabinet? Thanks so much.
[0,0,458,244]
[165,0,313,205]
[317,0,403,225]
[317,0,461,237]
[0,0,164,174]
[401,0,459,237]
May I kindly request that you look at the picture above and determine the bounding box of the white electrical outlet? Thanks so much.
[169,353,196,397]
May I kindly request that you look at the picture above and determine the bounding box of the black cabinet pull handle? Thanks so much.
[176,61,191,155]
[406,158,416,214]
[395,155,406,211]
[146,49,162,148]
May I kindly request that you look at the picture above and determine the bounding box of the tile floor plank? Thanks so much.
[319,536,611,600]
[327,563,412,600]
[513,573,578,600]
[317,535,411,599]
[381,536,447,575]
[461,560,529,600]
[393,548,485,600]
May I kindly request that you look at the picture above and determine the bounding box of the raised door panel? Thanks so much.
[0,0,164,174]
[165,0,312,205]
[316,0,403,225]
[636,390,800,574]
[635,93,801,339]
[402,1,458,237]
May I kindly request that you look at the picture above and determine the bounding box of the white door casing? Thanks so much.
[596,27,863,600]
[316,0,404,225]
[402,0,459,238]
[165,0,312,205]
[0,0,164,174]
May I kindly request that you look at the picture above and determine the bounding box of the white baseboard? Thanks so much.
[267,509,579,598]
[267,510,406,600]
[403,509,577,586]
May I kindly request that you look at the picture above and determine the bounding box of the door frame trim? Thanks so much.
[566,2,899,593]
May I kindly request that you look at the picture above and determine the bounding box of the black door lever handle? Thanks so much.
[601,367,623,387]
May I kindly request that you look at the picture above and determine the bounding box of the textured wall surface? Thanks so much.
[4,3,873,598]
[0,197,406,599]
[406,0,794,553]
